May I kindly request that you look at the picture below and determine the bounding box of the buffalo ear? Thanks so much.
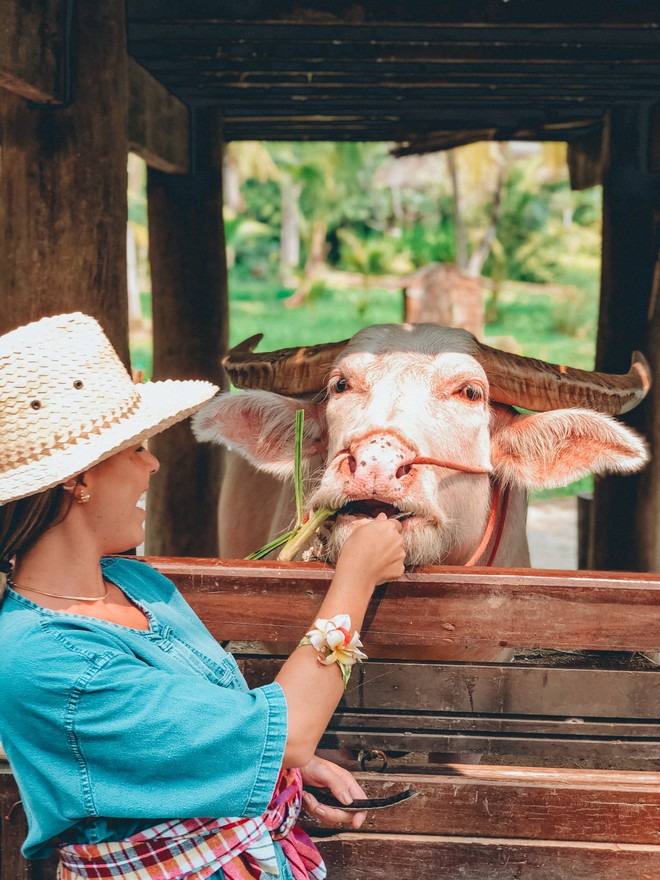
[191,390,327,478]
[490,406,649,490]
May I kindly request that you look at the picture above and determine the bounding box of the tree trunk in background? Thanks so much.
[589,105,660,572]
[467,144,508,279]
[285,219,327,307]
[280,171,301,286]
[0,0,129,362]
[145,108,227,557]
[447,150,467,271]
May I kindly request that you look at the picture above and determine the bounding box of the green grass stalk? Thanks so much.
[246,409,337,560]
[294,409,305,527]
[277,507,337,562]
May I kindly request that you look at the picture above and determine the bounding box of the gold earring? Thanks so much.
[75,486,91,504]
[62,481,90,503]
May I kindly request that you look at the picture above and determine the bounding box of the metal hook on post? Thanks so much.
[4,799,23,821]
[358,748,389,772]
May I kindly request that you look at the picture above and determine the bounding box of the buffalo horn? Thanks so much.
[474,342,651,414]
[222,334,349,396]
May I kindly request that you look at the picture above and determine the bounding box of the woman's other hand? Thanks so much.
[300,755,368,830]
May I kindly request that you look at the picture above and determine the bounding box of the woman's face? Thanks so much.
[79,443,159,554]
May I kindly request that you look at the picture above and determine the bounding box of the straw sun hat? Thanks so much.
[0,312,219,505]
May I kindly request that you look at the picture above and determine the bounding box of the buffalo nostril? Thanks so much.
[396,463,412,479]
[348,456,357,474]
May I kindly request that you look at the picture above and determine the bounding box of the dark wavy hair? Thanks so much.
[0,486,74,577]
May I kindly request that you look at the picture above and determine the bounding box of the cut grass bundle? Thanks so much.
[245,409,336,561]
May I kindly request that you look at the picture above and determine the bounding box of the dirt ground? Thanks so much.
[526,496,578,570]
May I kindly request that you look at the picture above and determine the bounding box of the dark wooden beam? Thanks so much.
[399,122,600,156]
[128,57,189,173]
[127,6,660,30]
[165,89,648,109]
[651,102,660,173]
[144,109,227,557]
[0,0,130,362]
[589,105,660,572]
[131,39,660,66]
[0,0,65,103]
[154,68,660,90]
[637,220,660,571]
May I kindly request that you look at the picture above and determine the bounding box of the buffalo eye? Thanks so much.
[458,384,483,402]
[334,377,349,393]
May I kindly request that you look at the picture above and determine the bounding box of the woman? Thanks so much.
[0,313,405,879]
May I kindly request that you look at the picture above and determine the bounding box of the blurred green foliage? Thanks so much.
[129,140,604,502]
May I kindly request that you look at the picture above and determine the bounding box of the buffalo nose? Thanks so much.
[344,435,415,485]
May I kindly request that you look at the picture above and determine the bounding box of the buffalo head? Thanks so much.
[193,323,650,567]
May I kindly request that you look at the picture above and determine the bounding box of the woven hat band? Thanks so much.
[1,315,141,471]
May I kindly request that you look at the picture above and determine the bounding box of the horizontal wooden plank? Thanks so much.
[146,558,660,653]
[135,59,660,87]
[128,18,660,41]
[134,43,660,67]
[314,833,660,880]
[238,657,660,719]
[168,86,659,107]
[318,731,660,765]
[327,712,660,740]
[302,766,660,844]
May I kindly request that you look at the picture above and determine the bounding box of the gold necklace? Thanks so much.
[8,579,109,602]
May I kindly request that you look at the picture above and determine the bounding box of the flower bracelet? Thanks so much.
[298,613,367,689]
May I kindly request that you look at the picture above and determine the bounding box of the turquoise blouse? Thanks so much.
[0,557,290,877]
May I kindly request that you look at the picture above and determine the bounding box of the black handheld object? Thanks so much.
[305,786,418,811]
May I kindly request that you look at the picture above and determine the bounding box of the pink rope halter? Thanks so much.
[408,457,509,567]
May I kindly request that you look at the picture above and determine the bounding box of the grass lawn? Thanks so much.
[228,273,404,350]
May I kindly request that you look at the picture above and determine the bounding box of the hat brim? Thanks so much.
[0,380,218,505]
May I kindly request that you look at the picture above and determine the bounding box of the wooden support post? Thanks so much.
[637,220,660,571]
[0,0,64,103]
[0,0,129,363]
[145,109,227,556]
[567,125,606,191]
[589,105,660,572]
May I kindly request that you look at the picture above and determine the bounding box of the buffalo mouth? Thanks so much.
[336,500,414,521]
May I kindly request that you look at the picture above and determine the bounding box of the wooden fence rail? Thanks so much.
[149,557,660,652]
[3,558,660,879]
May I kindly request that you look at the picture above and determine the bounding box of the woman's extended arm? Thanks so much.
[275,513,405,767]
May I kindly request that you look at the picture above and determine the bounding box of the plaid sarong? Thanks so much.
[57,768,326,880]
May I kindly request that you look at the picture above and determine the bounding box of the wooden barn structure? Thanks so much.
[1,1,660,571]
[4,5,660,877]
